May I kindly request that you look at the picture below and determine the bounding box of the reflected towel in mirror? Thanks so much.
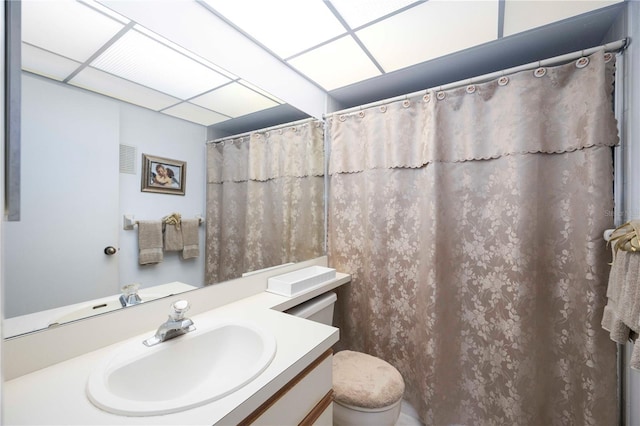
[182,219,199,259]
[138,220,163,265]
[164,224,184,252]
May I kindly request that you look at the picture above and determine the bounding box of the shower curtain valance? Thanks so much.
[329,51,618,175]
[208,120,324,183]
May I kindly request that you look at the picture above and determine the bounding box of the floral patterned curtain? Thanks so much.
[328,51,618,425]
[206,120,325,284]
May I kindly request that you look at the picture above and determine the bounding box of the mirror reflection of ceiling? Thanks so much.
[22,0,621,127]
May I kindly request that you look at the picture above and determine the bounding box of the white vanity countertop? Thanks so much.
[3,274,350,425]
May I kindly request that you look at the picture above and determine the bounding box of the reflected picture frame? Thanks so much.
[141,154,186,196]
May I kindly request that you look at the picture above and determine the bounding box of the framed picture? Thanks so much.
[141,154,186,195]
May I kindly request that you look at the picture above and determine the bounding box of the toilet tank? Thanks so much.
[285,292,337,326]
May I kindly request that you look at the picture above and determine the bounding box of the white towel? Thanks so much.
[138,220,163,265]
[181,219,200,259]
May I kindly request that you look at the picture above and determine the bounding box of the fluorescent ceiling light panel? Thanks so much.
[101,0,328,119]
[190,83,280,117]
[357,0,498,72]
[503,0,623,36]
[22,0,125,63]
[329,0,419,29]
[22,43,81,82]
[91,30,231,99]
[78,0,131,24]
[288,36,381,91]
[69,66,181,111]
[133,25,239,80]
[201,0,346,58]
[162,103,230,126]
[240,80,285,104]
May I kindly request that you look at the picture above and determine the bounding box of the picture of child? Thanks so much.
[151,163,180,188]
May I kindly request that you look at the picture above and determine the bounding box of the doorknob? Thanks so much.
[104,246,117,255]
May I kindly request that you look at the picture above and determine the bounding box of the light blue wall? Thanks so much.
[5,74,120,317]
[118,103,207,289]
[7,74,206,317]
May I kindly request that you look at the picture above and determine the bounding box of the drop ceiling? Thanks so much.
[22,0,623,128]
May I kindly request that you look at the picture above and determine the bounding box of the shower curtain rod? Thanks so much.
[208,117,319,144]
[325,38,629,119]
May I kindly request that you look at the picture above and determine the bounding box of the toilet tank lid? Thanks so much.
[285,292,337,318]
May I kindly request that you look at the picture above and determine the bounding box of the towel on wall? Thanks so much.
[181,218,200,259]
[164,223,184,252]
[602,249,640,369]
[162,213,183,252]
[138,220,163,265]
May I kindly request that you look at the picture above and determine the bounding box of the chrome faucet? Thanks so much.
[119,283,142,307]
[143,300,196,347]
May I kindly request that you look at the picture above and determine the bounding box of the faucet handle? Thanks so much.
[169,300,190,320]
[119,283,142,307]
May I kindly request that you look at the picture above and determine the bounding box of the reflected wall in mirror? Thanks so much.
[3,0,325,337]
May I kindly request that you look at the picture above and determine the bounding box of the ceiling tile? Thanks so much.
[162,103,230,126]
[504,0,623,36]
[357,0,498,72]
[329,0,419,29]
[91,29,231,99]
[201,0,346,58]
[69,66,181,111]
[22,43,81,82]
[190,83,280,117]
[288,35,381,91]
[22,0,125,63]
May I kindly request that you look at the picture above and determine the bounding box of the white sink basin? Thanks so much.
[87,319,277,416]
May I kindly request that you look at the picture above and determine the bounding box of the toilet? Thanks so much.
[286,292,405,426]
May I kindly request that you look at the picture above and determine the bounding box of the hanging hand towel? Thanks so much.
[602,248,640,369]
[164,224,184,252]
[162,213,183,252]
[138,220,163,265]
[181,218,200,259]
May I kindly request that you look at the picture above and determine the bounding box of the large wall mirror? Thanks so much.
[3,0,325,338]
[6,0,619,338]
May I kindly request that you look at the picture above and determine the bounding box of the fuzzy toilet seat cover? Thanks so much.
[333,350,405,409]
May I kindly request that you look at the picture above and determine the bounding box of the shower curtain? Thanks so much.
[328,51,619,425]
[205,120,324,284]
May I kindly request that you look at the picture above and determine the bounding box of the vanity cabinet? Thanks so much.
[240,349,333,426]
